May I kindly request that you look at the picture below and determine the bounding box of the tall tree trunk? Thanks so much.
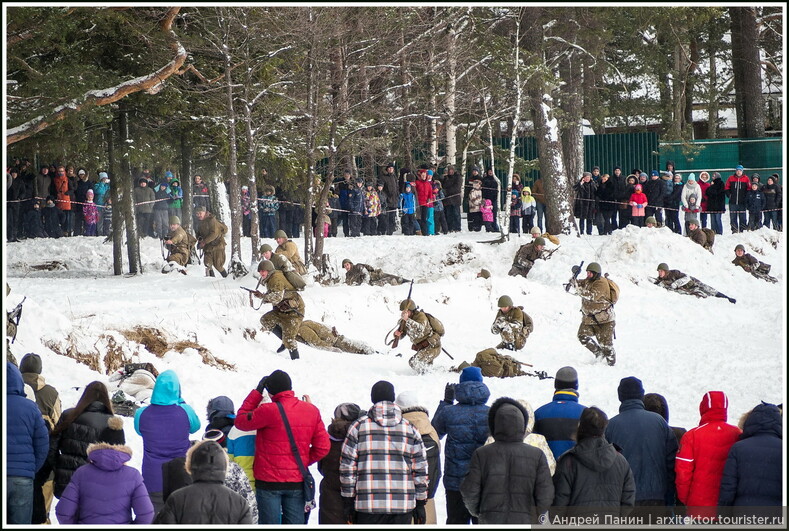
[444,20,458,168]
[670,41,686,139]
[656,32,674,138]
[180,129,193,234]
[399,29,413,171]
[685,35,700,135]
[730,7,765,138]
[242,69,260,264]
[706,36,719,139]
[503,10,524,239]
[559,6,584,183]
[428,44,438,165]
[118,107,142,274]
[107,124,123,275]
[308,9,324,264]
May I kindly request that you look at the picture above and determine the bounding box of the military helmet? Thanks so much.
[645,216,657,225]
[260,243,273,253]
[399,299,416,311]
[687,218,699,227]
[169,216,181,225]
[274,229,288,239]
[734,244,745,252]
[258,260,275,272]
[534,236,546,247]
[657,263,670,272]
[342,258,353,267]
[478,268,491,279]
[497,295,513,308]
[586,262,602,274]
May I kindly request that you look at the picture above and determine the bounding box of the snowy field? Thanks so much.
[4,222,787,524]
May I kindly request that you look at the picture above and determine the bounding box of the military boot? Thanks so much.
[289,348,300,360]
[220,269,228,278]
[601,347,616,366]
[206,268,214,277]
[272,326,286,353]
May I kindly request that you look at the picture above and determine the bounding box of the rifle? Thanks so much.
[391,279,414,349]
[563,260,584,292]
[524,369,553,380]
[542,246,560,260]
[240,286,264,297]
[7,296,26,343]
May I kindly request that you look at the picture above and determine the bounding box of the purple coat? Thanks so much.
[55,443,154,524]
[133,370,201,494]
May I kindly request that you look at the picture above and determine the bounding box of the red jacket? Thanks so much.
[235,390,330,483]
[675,391,741,517]
[414,177,434,207]
[697,178,711,212]
[725,173,750,205]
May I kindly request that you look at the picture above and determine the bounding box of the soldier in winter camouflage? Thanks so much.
[508,237,548,278]
[731,244,776,283]
[195,206,228,277]
[570,262,617,366]
[274,230,307,275]
[342,259,409,286]
[253,260,305,360]
[393,299,442,374]
[296,320,377,355]
[490,295,533,351]
[653,263,736,303]
[163,216,190,273]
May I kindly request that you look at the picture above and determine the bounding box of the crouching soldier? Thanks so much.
[732,244,777,283]
[509,237,551,278]
[490,295,533,351]
[252,260,305,360]
[392,300,443,374]
[342,259,409,287]
[162,216,190,274]
[653,263,736,303]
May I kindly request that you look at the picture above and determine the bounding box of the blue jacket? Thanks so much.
[348,187,364,214]
[605,399,678,503]
[745,189,766,212]
[718,404,782,510]
[6,362,49,478]
[431,381,490,491]
[533,390,586,460]
[399,191,416,215]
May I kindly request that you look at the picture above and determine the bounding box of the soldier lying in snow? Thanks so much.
[455,349,534,379]
[342,259,409,286]
[732,244,777,283]
[296,320,378,355]
[653,263,736,303]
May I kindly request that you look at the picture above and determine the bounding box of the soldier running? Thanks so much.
[490,295,533,351]
[732,244,777,283]
[392,299,442,374]
[342,259,409,287]
[195,206,228,278]
[252,260,305,360]
[654,263,736,303]
[569,262,617,366]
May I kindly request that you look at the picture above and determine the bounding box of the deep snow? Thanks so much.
[4,222,787,525]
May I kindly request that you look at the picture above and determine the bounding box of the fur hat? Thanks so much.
[371,380,395,403]
[618,376,645,402]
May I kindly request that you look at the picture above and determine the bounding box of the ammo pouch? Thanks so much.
[412,340,430,351]
[275,299,297,312]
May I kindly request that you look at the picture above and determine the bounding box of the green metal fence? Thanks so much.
[659,137,783,181]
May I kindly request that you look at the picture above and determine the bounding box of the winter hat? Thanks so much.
[427,170,434,177]
[618,376,645,402]
[241,185,249,190]
[86,189,94,196]
[554,366,578,390]
[460,366,483,383]
[19,353,42,374]
[195,205,207,213]
[78,169,86,175]
[687,173,696,181]
[404,183,412,189]
[651,170,659,177]
[333,402,362,421]
[511,190,519,196]
[265,369,292,396]
[530,226,541,236]
[386,162,395,169]
[395,391,421,410]
[635,184,642,191]
[752,173,761,181]
[202,428,226,445]
[713,172,721,179]
[645,216,657,225]
[736,165,744,171]
[99,172,109,180]
[371,380,395,403]
[165,170,174,178]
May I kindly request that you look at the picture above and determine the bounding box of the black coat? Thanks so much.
[643,178,665,208]
[441,172,463,207]
[595,179,618,212]
[318,419,352,524]
[481,175,499,203]
[552,436,635,517]
[50,402,126,498]
[664,183,684,210]
[705,178,726,212]
[42,205,64,237]
[24,208,47,237]
[460,398,554,524]
[762,183,781,210]
[573,180,597,218]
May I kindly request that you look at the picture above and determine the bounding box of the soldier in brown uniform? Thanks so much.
[296,320,377,355]
[341,259,409,286]
[569,262,617,366]
[163,216,190,274]
[732,244,776,283]
[490,295,533,351]
[252,260,305,360]
[274,229,307,275]
[653,263,736,303]
[509,237,548,277]
[686,218,713,253]
[260,243,294,272]
[195,206,228,277]
[392,299,442,374]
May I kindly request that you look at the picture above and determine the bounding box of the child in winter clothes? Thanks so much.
[318,403,363,524]
[432,181,448,235]
[520,186,536,233]
[629,184,648,227]
[42,196,64,238]
[467,179,483,232]
[55,443,154,525]
[376,182,389,235]
[83,189,99,236]
[682,193,701,235]
[23,200,47,238]
[362,182,381,236]
[745,182,766,230]
[761,176,781,230]
[509,190,522,234]
[399,183,417,236]
[481,199,494,232]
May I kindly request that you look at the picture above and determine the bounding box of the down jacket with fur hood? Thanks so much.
[485,398,555,475]
[55,443,154,524]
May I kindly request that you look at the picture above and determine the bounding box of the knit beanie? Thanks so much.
[333,402,362,421]
[19,353,43,374]
[265,369,292,396]
[395,391,420,410]
[554,366,578,390]
[618,376,645,402]
[460,366,483,383]
[371,380,395,403]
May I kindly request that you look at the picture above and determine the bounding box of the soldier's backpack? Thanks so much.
[473,348,525,378]
[284,270,306,291]
[185,231,197,251]
[605,276,620,305]
[702,228,715,247]
[424,312,445,337]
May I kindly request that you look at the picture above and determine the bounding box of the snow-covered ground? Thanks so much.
[4,222,787,524]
